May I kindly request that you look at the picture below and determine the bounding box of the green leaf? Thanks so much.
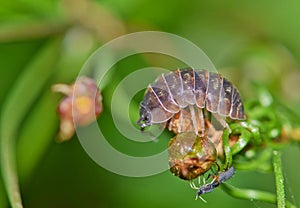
[16,91,59,182]
[0,20,67,42]
[0,177,8,208]
[0,37,62,208]
[0,40,43,103]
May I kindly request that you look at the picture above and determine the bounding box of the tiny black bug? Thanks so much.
[195,166,235,199]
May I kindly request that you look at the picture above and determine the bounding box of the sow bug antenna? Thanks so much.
[137,117,146,130]
[140,127,158,142]
[140,126,145,132]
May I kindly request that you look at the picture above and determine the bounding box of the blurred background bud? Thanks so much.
[52,77,103,141]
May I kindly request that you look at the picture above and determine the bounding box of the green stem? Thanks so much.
[230,126,252,155]
[272,150,286,208]
[0,133,22,208]
[222,129,232,167]
[0,21,68,42]
[0,38,61,208]
[221,183,295,208]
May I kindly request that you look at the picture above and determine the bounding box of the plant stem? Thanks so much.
[222,129,232,167]
[0,21,68,42]
[0,38,61,208]
[272,150,286,208]
[0,131,22,208]
[221,183,295,208]
[221,183,276,203]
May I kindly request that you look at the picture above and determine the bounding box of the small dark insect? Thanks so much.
[195,166,235,197]
[196,181,219,196]
[137,68,245,135]
[217,165,235,184]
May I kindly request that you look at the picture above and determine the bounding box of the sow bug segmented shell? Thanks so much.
[137,68,245,135]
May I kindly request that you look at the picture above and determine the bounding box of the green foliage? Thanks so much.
[1,0,300,208]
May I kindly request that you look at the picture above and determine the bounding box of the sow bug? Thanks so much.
[137,68,245,135]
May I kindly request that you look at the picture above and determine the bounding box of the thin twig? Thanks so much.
[0,38,61,208]
[0,21,68,42]
[272,150,286,208]
[221,183,295,208]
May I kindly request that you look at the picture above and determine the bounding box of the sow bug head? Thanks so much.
[137,104,152,130]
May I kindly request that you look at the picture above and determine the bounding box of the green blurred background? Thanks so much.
[1,0,300,207]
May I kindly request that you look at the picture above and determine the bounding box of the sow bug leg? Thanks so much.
[189,105,199,135]
[190,181,198,190]
[178,110,183,133]
[213,114,231,133]
[196,176,201,187]
[222,128,232,168]
[202,175,206,185]
[197,108,205,137]
[191,176,203,190]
